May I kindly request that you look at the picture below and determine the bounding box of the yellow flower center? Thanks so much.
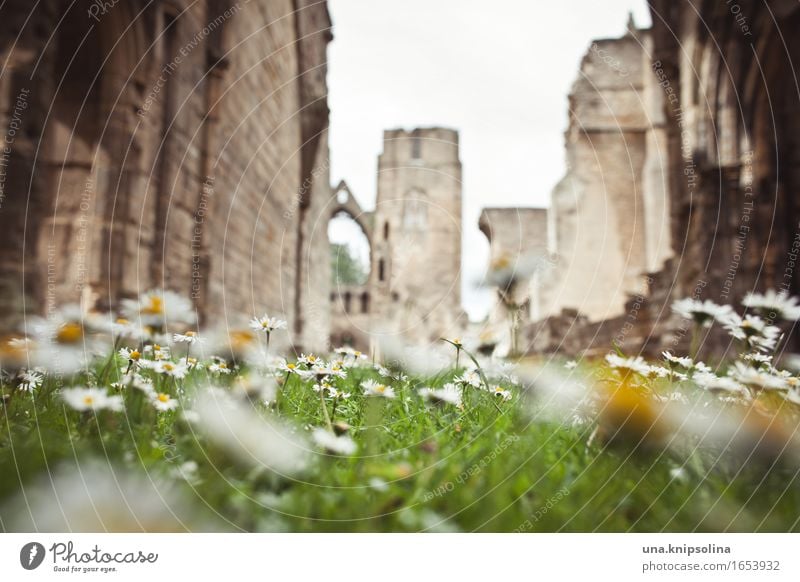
[157,393,170,403]
[142,296,164,315]
[376,385,386,393]
[56,322,83,344]
[130,350,141,360]
[153,344,161,351]
[219,363,227,369]
[491,255,511,270]
[230,330,256,350]
[163,363,174,371]
[83,396,95,406]
[184,331,196,337]
[116,318,129,325]
[287,363,296,369]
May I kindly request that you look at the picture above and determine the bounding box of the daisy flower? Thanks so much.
[483,252,550,291]
[153,360,188,379]
[29,305,99,374]
[375,365,393,378]
[121,289,196,328]
[62,387,123,412]
[742,353,772,367]
[693,371,747,395]
[313,383,350,400]
[724,314,781,352]
[2,461,211,531]
[298,353,319,366]
[112,372,154,394]
[119,347,142,362]
[729,362,788,391]
[662,351,693,368]
[671,298,734,327]
[455,370,482,389]
[275,359,300,374]
[312,428,357,455]
[648,366,688,382]
[312,362,347,379]
[491,386,512,401]
[605,353,651,377]
[361,379,395,399]
[742,289,800,321]
[0,336,34,371]
[782,390,800,406]
[207,360,232,375]
[249,315,288,334]
[143,343,170,361]
[151,392,179,412]
[194,389,309,473]
[17,369,44,393]
[172,331,203,345]
[419,383,462,407]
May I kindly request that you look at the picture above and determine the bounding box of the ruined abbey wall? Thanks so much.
[541,23,672,323]
[0,0,333,352]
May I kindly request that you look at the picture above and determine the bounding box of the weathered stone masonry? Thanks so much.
[0,0,333,352]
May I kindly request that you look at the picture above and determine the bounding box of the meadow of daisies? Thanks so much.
[2,289,800,532]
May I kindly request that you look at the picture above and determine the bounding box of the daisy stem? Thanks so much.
[319,388,333,432]
[185,344,191,365]
[456,347,460,370]
[97,336,122,385]
[689,322,701,360]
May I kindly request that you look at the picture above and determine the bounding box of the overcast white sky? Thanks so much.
[327,0,653,321]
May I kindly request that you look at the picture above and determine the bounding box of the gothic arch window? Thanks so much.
[383,221,390,240]
[411,135,422,159]
[378,258,386,282]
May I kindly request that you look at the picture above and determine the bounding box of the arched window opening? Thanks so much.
[383,221,390,240]
[343,291,352,314]
[360,292,369,313]
[378,258,386,282]
[329,211,370,286]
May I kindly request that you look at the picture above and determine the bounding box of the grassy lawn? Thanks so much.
[3,343,800,532]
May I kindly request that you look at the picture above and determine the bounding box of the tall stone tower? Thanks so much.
[370,128,464,343]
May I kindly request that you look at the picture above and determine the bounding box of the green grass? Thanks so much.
[2,356,800,532]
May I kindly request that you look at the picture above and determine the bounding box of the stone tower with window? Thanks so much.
[370,128,464,343]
